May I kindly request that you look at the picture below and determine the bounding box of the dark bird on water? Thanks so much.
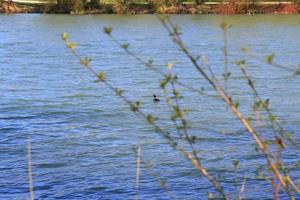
[153,94,160,102]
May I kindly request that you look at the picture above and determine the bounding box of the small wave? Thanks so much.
[35,163,66,169]
[60,93,100,99]
[88,186,107,191]
[0,115,37,120]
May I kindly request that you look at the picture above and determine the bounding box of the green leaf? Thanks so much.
[233,101,239,109]
[235,59,246,66]
[264,99,270,107]
[130,101,140,112]
[248,79,255,88]
[255,165,263,178]
[190,135,197,144]
[166,97,172,105]
[148,59,154,65]
[269,114,276,122]
[220,21,228,30]
[167,63,173,70]
[254,100,264,111]
[246,116,253,121]
[172,90,181,99]
[143,161,153,168]
[261,173,271,182]
[79,57,92,66]
[114,88,123,96]
[103,27,112,35]
[146,115,157,124]
[172,106,183,119]
[294,67,300,76]
[173,24,181,35]
[160,180,167,187]
[208,192,213,199]
[61,32,68,41]
[232,160,240,168]
[160,80,168,89]
[154,127,161,133]
[295,161,300,168]
[97,71,106,81]
[158,15,167,23]
[171,75,178,83]
[121,43,129,49]
[240,47,249,52]
[66,42,77,51]
[266,53,275,64]
[160,75,171,89]
[222,72,231,80]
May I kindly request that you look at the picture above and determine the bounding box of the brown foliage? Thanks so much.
[1,1,28,13]
[276,4,299,14]
[259,3,299,14]
[113,0,132,14]
[215,0,238,14]
[157,5,187,14]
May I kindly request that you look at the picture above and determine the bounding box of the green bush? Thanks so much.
[113,0,133,14]
[57,0,84,13]
[84,0,102,10]
[72,0,84,12]
[90,0,102,8]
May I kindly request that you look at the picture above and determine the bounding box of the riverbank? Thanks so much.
[0,1,299,14]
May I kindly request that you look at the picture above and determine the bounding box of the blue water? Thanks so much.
[0,14,300,199]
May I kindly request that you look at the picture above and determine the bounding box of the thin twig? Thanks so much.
[221,21,230,91]
[135,145,141,200]
[63,37,229,199]
[242,49,296,73]
[27,136,35,200]
[169,69,202,167]
[236,62,300,150]
[238,176,247,200]
[105,32,219,101]
[140,158,179,200]
[159,15,299,196]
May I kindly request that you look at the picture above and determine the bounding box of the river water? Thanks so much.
[0,14,300,199]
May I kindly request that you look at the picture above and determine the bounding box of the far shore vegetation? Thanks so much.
[1,0,300,14]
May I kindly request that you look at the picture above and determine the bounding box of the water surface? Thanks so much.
[0,14,300,199]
